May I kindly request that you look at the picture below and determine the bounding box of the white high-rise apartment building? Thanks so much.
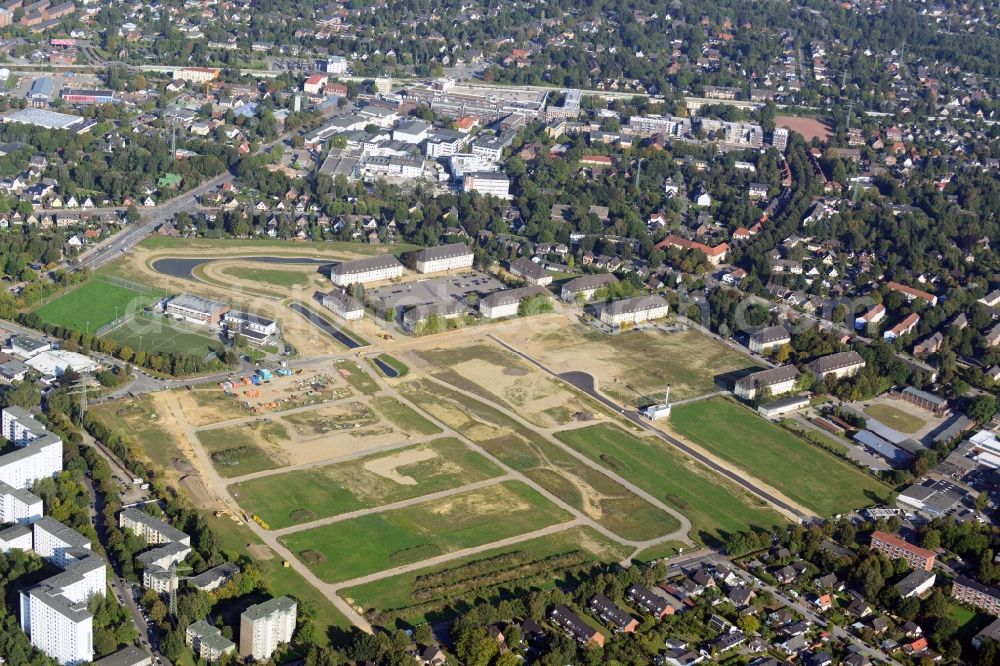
[240,596,297,660]
[0,406,62,490]
[21,518,106,665]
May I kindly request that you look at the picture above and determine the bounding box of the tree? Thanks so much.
[969,395,998,423]
[738,615,760,634]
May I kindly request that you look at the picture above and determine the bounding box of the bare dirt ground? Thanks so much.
[362,447,438,485]
[776,115,832,142]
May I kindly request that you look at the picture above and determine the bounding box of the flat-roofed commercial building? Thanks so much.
[330,255,403,286]
[413,243,474,274]
[165,294,230,326]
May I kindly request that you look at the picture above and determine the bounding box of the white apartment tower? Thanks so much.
[240,596,297,661]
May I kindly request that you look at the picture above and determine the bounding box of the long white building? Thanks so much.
[240,596,297,661]
[600,295,669,327]
[120,509,191,593]
[329,255,404,286]
[0,406,62,491]
[413,243,474,274]
[21,518,107,666]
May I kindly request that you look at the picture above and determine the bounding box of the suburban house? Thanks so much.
[330,255,404,287]
[626,584,673,620]
[748,325,790,353]
[321,290,365,321]
[413,243,474,274]
[588,594,638,633]
[870,531,935,571]
[734,365,801,400]
[561,273,618,302]
[508,258,553,286]
[600,295,669,328]
[479,286,548,319]
[549,605,604,647]
[807,351,866,380]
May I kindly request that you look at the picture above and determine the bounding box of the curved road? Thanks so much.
[488,335,811,523]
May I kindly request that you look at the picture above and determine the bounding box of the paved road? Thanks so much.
[488,334,812,523]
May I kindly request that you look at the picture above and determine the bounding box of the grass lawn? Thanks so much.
[197,422,285,478]
[372,353,409,377]
[229,438,501,528]
[103,316,219,356]
[671,398,892,516]
[400,380,681,541]
[280,481,571,583]
[35,279,163,331]
[336,360,379,395]
[341,525,629,625]
[88,396,183,470]
[371,397,441,435]
[951,603,993,644]
[201,511,352,642]
[863,403,926,435]
[221,266,312,288]
[555,424,785,547]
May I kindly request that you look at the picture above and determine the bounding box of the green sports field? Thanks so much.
[229,438,501,529]
[555,424,785,546]
[35,280,163,331]
[670,398,892,516]
[280,481,571,583]
[102,317,219,356]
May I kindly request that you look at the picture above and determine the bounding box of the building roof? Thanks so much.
[735,365,800,391]
[481,285,547,309]
[562,273,618,294]
[121,507,189,543]
[896,570,935,597]
[955,576,1000,602]
[93,645,151,666]
[321,290,364,312]
[3,108,84,130]
[509,257,548,280]
[887,281,937,304]
[975,618,1000,645]
[760,394,811,412]
[34,516,90,548]
[603,294,668,317]
[414,242,472,263]
[549,604,599,641]
[224,311,276,328]
[188,562,240,589]
[168,293,228,314]
[807,350,865,375]
[186,620,235,653]
[330,254,403,276]
[242,595,297,622]
[588,593,635,629]
[403,300,465,323]
[871,531,935,560]
[0,523,32,542]
[750,325,790,345]
[902,386,947,408]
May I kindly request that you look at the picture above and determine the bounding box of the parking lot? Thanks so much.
[367,270,506,312]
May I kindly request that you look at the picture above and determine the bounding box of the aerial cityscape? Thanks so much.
[0,0,998,665]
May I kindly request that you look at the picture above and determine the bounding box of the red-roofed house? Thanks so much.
[303,74,328,95]
[656,235,729,266]
[884,313,920,340]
